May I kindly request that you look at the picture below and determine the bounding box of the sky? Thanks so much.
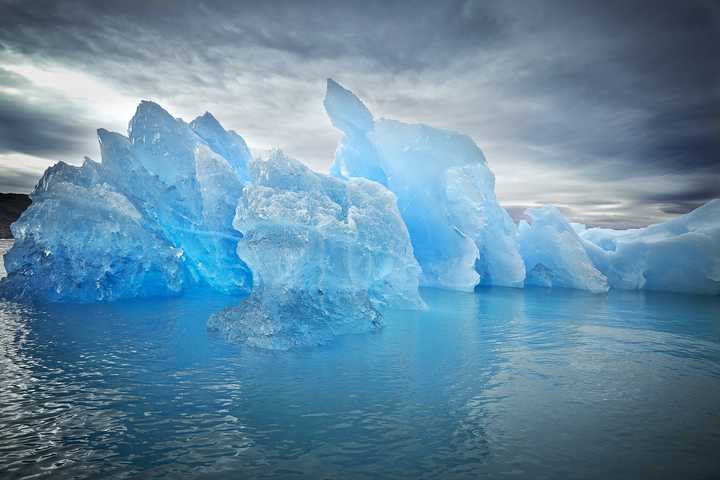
[0,0,718,228]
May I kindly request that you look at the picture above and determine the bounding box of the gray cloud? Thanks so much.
[0,165,43,192]
[0,1,508,72]
[0,67,97,167]
[0,0,717,226]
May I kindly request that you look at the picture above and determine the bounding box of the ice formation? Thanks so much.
[1,160,187,301]
[2,80,719,318]
[321,78,719,296]
[518,206,609,293]
[1,102,253,301]
[208,150,423,349]
[324,79,525,291]
[576,199,720,295]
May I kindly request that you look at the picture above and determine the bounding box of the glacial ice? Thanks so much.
[208,150,423,349]
[1,101,253,301]
[324,79,525,291]
[1,160,187,302]
[577,199,720,295]
[518,206,609,293]
[1,79,718,324]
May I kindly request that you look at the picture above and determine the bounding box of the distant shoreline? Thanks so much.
[0,193,31,239]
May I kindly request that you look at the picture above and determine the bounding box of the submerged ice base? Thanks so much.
[208,287,383,350]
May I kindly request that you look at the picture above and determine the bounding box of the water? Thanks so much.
[0,239,11,278]
[1,242,719,479]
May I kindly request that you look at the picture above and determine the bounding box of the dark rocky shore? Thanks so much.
[0,193,31,239]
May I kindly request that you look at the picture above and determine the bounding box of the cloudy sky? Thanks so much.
[0,0,718,227]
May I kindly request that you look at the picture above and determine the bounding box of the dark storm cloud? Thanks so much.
[0,68,25,88]
[637,180,720,214]
[641,107,720,173]
[0,0,717,226]
[486,1,719,172]
[0,1,507,72]
[0,68,90,158]
[0,65,98,192]
[0,165,43,193]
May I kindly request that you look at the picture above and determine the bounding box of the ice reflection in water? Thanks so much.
[1,240,719,479]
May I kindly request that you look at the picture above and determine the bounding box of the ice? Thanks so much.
[2,83,717,309]
[324,79,525,291]
[578,200,720,295]
[190,112,252,183]
[1,101,252,301]
[121,103,252,294]
[208,150,423,349]
[208,287,383,350]
[1,160,188,302]
[519,201,720,295]
[518,206,609,293]
[235,150,423,310]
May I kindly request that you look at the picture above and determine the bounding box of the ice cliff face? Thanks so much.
[324,79,525,291]
[208,150,422,349]
[2,102,253,301]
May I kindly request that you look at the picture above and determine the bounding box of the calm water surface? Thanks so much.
[1,241,719,479]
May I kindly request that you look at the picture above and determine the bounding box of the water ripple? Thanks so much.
[0,254,719,478]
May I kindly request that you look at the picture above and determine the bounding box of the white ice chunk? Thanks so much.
[578,200,720,294]
[518,205,609,293]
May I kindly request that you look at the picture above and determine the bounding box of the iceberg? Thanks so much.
[208,150,423,349]
[2,81,718,313]
[324,79,525,291]
[577,200,720,295]
[518,206,609,293]
[1,101,253,301]
[1,160,188,302]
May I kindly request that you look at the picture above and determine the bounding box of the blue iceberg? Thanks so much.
[1,79,718,334]
[208,150,423,349]
[2,101,253,301]
[324,79,525,291]
[2,160,188,301]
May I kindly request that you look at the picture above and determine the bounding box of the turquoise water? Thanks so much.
[1,245,719,479]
